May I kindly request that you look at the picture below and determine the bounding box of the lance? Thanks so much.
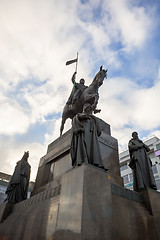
[66,52,79,81]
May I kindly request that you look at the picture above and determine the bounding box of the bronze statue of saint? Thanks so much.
[70,103,104,169]
[5,151,31,204]
[128,132,157,191]
[60,66,107,135]
[66,71,87,105]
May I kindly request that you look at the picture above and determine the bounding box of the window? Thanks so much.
[0,185,6,193]
[129,173,133,182]
[156,179,160,190]
[149,152,155,159]
[123,175,129,184]
[120,164,128,171]
[0,192,7,204]
[156,143,160,150]
[152,164,158,174]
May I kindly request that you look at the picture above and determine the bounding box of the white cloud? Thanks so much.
[99,77,138,127]
[44,117,71,147]
[131,82,160,129]
[99,74,160,130]
[102,0,152,51]
[0,137,46,181]
[0,102,31,135]
[0,0,81,89]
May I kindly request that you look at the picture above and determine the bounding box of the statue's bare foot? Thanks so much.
[94,109,101,114]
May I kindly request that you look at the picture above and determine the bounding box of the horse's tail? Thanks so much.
[60,118,66,136]
[60,103,71,136]
[60,102,79,136]
[60,106,67,136]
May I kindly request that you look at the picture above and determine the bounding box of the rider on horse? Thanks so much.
[66,72,87,105]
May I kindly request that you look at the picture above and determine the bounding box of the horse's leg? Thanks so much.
[88,93,101,113]
[92,93,99,109]
[85,93,100,112]
[93,94,101,113]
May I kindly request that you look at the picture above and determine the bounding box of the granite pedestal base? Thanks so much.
[1,119,160,239]
[32,119,123,196]
[0,165,160,240]
[55,164,114,240]
[0,202,13,223]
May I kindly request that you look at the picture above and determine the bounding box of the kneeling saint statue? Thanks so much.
[70,103,104,168]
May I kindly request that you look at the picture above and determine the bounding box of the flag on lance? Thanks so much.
[66,53,79,73]
[66,58,77,65]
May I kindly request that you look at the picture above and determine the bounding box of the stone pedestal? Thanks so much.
[32,118,123,196]
[0,202,13,223]
[55,164,114,240]
[1,119,160,239]
[1,165,160,239]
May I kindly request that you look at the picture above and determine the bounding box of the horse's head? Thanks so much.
[93,66,107,87]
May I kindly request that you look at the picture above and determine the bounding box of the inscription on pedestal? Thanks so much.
[14,185,61,212]
[111,184,144,203]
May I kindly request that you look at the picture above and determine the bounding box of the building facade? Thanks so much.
[119,136,160,191]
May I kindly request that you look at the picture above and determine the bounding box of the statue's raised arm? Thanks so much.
[60,66,107,135]
[71,71,77,84]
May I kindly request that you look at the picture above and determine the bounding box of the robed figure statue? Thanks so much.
[70,103,104,168]
[128,132,157,192]
[5,151,31,204]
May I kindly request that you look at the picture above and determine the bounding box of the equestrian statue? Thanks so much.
[60,66,107,135]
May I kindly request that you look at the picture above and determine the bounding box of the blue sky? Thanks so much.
[0,0,160,180]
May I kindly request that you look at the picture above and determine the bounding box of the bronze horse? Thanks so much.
[60,66,107,135]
